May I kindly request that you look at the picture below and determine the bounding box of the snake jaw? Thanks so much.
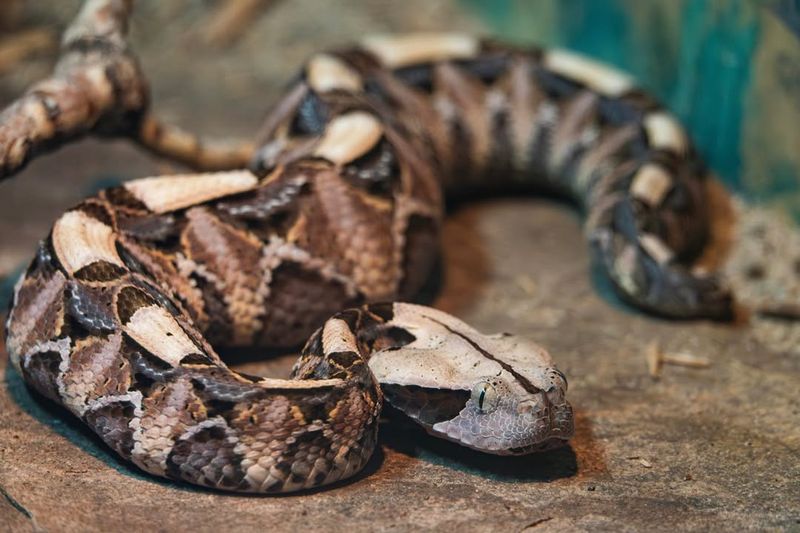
[418,371,574,456]
[428,380,574,455]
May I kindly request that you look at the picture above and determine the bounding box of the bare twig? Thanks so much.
[202,0,279,48]
[756,304,800,322]
[0,0,146,179]
[646,340,662,378]
[137,115,254,171]
[661,352,711,369]
[0,0,254,181]
[646,340,711,379]
[520,517,554,530]
[626,456,653,468]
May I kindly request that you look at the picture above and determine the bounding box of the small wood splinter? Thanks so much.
[646,340,712,378]
[626,456,653,468]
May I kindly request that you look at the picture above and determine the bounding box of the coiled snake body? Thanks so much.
[4,34,733,493]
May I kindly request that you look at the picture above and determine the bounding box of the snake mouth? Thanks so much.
[508,407,575,455]
[501,391,574,456]
[493,410,575,456]
[430,425,573,456]
[429,398,575,456]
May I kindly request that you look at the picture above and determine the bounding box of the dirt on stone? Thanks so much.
[1,2,798,532]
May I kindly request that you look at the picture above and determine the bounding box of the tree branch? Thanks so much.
[137,114,255,171]
[0,0,145,179]
[0,0,254,180]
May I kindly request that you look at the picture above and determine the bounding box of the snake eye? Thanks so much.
[471,381,498,413]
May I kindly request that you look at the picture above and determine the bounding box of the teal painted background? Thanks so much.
[463,0,800,219]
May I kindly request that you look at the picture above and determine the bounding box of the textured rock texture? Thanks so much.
[0,1,798,531]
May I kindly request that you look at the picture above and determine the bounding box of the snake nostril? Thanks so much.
[546,387,566,404]
[548,367,568,391]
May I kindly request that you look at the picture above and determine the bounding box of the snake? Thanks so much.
[3,33,734,493]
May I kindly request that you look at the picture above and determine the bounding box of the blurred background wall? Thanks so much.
[464,0,800,219]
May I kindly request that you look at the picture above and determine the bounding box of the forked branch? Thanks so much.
[0,0,144,178]
[0,0,253,180]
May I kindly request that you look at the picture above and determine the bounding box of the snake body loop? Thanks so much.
[5,34,732,493]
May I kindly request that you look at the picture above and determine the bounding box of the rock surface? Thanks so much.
[1,1,798,531]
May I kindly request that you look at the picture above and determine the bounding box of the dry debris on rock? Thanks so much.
[0,1,798,531]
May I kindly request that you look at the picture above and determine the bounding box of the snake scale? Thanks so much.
[4,33,734,493]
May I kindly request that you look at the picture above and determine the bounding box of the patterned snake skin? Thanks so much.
[4,34,733,493]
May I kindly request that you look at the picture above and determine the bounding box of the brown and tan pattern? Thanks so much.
[2,13,736,493]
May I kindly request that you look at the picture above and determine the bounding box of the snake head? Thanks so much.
[377,360,574,455]
[429,366,573,455]
[368,304,574,455]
